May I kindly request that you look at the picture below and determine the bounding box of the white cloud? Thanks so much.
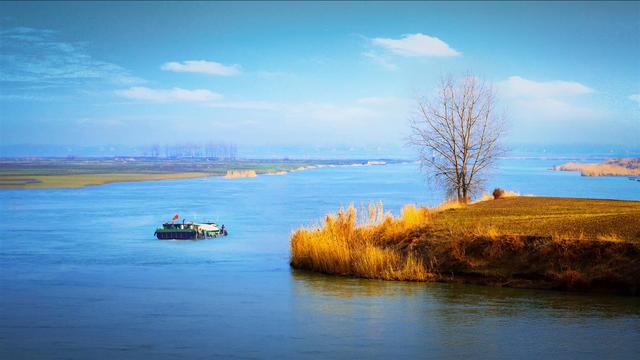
[499,76,594,98]
[372,33,461,57]
[161,60,241,76]
[497,76,603,125]
[510,98,602,121]
[362,51,398,71]
[629,94,640,104]
[115,87,223,102]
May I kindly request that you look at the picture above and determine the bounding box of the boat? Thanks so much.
[155,216,228,240]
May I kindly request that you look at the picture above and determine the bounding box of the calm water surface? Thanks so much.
[1,160,639,359]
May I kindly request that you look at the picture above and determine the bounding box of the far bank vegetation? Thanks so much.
[553,158,640,176]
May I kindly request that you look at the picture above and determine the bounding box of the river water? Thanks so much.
[1,159,639,359]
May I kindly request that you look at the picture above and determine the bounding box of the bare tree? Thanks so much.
[410,74,504,203]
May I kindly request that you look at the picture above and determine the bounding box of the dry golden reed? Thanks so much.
[290,203,433,281]
[597,233,624,242]
[224,170,257,179]
[432,199,465,212]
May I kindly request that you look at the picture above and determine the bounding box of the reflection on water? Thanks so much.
[292,269,640,319]
[291,270,640,359]
[291,269,427,298]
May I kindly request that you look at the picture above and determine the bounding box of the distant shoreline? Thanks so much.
[552,158,640,177]
[0,158,396,189]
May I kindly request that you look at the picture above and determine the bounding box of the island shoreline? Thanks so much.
[290,197,640,296]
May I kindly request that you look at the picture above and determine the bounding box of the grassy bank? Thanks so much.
[0,158,389,189]
[0,172,214,189]
[290,197,640,295]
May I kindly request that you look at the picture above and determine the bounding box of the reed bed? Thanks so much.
[224,170,257,179]
[290,203,433,281]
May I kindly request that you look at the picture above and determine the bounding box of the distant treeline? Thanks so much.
[146,143,238,159]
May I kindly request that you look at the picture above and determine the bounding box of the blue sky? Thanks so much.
[1,1,639,154]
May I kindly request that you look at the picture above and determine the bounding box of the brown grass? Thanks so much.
[290,197,640,294]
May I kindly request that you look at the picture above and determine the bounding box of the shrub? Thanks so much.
[492,188,505,199]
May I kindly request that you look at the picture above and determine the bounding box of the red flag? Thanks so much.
[172,214,179,220]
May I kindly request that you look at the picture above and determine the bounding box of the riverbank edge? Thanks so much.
[289,198,640,296]
[290,236,640,296]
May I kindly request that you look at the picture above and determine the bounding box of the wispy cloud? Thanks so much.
[115,87,223,102]
[362,51,398,71]
[0,93,68,102]
[0,27,143,86]
[498,76,594,98]
[206,96,412,126]
[629,94,640,105]
[510,97,603,121]
[372,33,461,58]
[161,60,241,76]
[207,100,279,110]
[498,76,601,121]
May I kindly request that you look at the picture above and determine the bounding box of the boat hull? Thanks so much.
[155,230,197,240]
[154,229,228,240]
